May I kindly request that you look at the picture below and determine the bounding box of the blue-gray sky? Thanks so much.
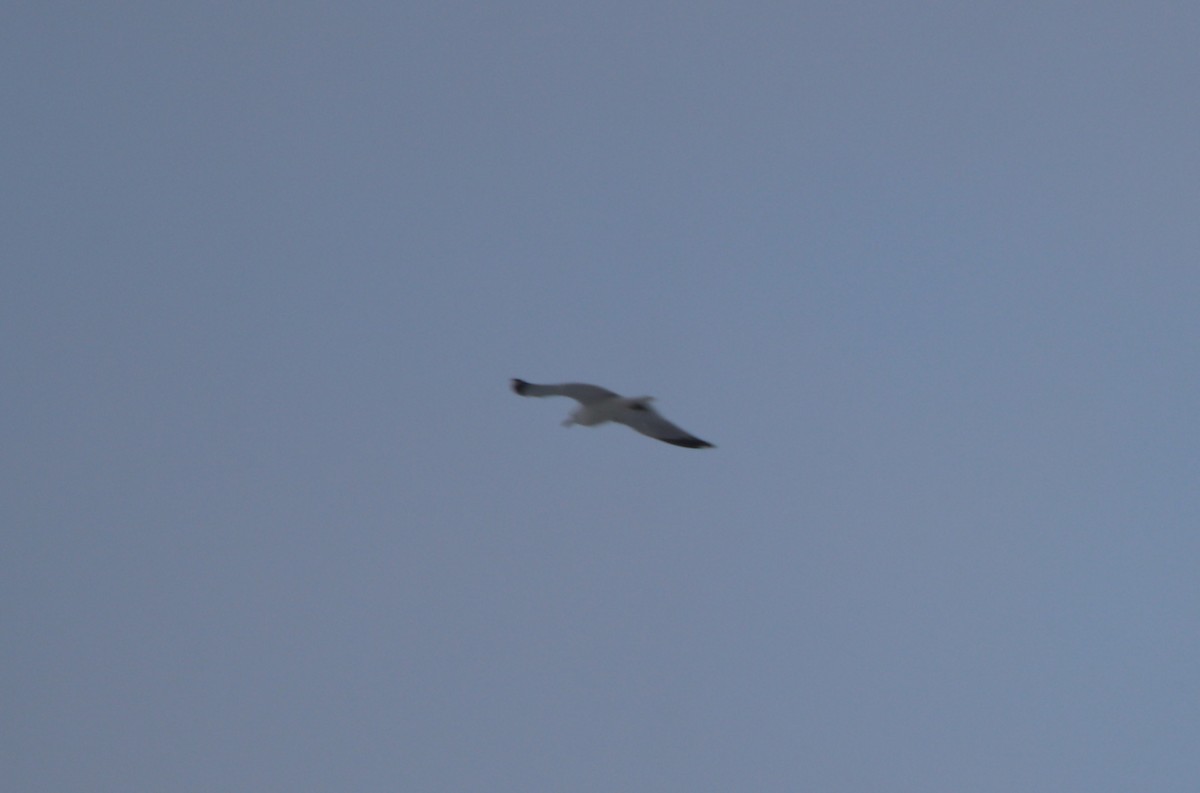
[4,3,1198,791]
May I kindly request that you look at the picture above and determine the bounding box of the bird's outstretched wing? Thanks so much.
[510,379,619,405]
[612,403,715,449]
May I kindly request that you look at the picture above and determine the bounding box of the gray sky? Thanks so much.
[4,3,1198,791]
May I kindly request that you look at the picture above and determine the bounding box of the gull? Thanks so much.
[510,379,715,449]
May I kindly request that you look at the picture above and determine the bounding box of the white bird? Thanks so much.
[511,379,715,449]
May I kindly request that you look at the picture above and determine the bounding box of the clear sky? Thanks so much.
[4,3,1198,791]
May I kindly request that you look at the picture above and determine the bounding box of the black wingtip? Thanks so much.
[510,378,530,395]
[660,437,715,449]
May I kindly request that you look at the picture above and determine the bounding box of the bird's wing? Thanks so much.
[510,379,619,405]
[611,403,715,449]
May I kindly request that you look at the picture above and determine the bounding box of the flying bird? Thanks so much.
[510,379,714,449]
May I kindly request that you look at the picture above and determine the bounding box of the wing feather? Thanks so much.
[612,405,714,449]
[510,379,619,405]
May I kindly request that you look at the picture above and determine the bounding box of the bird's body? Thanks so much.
[511,379,714,449]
